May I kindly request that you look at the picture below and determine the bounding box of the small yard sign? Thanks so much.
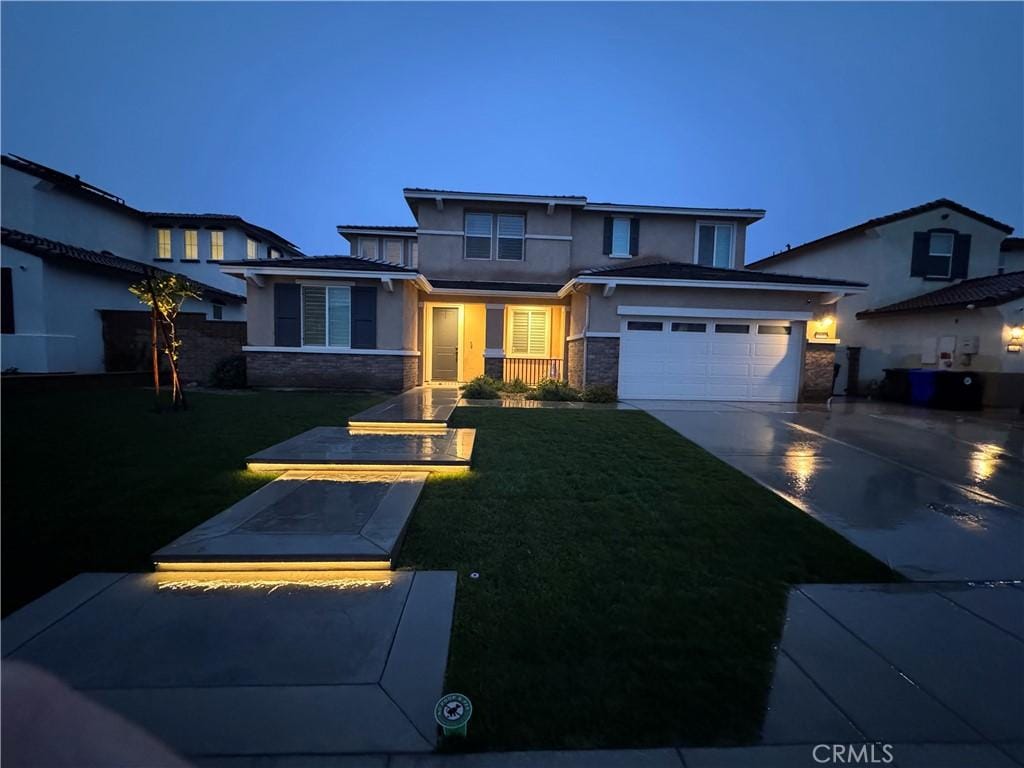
[434,692,473,737]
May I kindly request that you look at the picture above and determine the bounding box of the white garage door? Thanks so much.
[618,317,802,401]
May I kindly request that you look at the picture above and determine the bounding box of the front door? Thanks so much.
[431,307,459,380]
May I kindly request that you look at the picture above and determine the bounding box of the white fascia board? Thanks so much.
[583,204,766,220]
[336,228,417,238]
[428,288,561,299]
[221,266,421,281]
[243,346,420,356]
[404,190,587,207]
[617,306,814,320]
[564,276,866,295]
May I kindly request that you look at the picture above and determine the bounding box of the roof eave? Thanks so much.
[558,274,866,298]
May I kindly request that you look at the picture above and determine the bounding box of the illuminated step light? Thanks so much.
[154,560,392,572]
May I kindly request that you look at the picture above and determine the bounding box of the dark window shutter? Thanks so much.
[910,232,930,277]
[1,268,13,334]
[602,218,613,255]
[630,218,640,256]
[951,233,971,279]
[273,283,301,347]
[351,286,377,349]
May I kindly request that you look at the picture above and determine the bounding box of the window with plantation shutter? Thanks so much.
[497,215,525,260]
[509,308,549,357]
[302,285,351,347]
[465,213,492,259]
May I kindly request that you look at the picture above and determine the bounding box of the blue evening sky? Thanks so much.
[2,2,1021,260]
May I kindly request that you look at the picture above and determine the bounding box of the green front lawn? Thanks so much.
[399,407,899,750]
[1,388,384,614]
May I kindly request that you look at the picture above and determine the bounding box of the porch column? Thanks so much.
[484,304,505,380]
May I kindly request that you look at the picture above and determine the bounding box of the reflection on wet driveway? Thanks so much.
[633,401,1024,581]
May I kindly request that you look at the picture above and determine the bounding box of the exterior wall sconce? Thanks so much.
[813,315,834,340]
[1008,325,1023,354]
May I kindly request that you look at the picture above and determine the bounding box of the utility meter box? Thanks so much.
[959,336,980,355]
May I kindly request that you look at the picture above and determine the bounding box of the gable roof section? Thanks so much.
[750,198,1016,269]
[1,227,244,304]
[576,259,867,288]
[856,271,1024,318]
[219,255,416,272]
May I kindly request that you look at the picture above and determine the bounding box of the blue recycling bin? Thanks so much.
[907,369,938,406]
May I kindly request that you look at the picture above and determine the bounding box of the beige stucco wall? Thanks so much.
[749,206,1014,390]
[582,285,828,334]
[244,275,414,349]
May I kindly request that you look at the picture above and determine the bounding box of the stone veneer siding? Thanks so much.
[584,337,620,391]
[801,342,837,402]
[246,351,419,391]
[566,338,585,390]
[484,357,503,380]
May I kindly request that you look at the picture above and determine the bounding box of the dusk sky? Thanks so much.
[2,2,1021,260]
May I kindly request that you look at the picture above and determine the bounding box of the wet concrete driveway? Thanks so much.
[633,400,1024,581]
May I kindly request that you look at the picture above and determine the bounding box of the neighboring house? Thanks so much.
[0,154,302,374]
[748,199,1022,407]
[225,188,865,402]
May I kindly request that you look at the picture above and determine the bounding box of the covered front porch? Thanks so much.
[419,294,569,385]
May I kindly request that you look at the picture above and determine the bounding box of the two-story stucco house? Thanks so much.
[226,188,865,402]
[0,154,302,374]
[748,199,1022,407]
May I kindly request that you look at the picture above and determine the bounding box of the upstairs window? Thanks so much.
[509,308,548,357]
[246,238,258,260]
[212,303,223,320]
[612,218,631,256]
[302,285,351,347]
[465,213,493,259]
[358,238,378,260]
[497,215,525,260]
[696,223,734,268]
[183,229,198,260]
[157,229,171,260]
[384,239,404,265]
[911,229,970,279]
[210,230,224,261]
[268,247,281,260]
[410,241,419,268]
[1,267,14,334]
[927,232,954,277]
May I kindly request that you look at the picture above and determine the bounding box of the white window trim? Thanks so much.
[183,229,199,261]
[506,306,551,358]
[383,238,405,265]
[694,221,736,269]
[464,213,494,260]
[244,345,419,356]
[611,217,632,257]
[301,284,352,349]
[927,232,955,278]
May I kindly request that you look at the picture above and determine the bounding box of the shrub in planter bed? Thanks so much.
[460,375,500,399]
[580,384,617,403]
[211,354,247,389]
[526,378,580,401]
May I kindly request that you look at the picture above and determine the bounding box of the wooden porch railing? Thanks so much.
[503,357,563,385]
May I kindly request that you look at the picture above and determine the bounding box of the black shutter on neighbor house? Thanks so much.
[1,268,13,334]
[630,218,640,256]
[910,232,930,277]
[951,233,971,279]
[274,283,301,347]
[603,218,613,255]
[351,286,377,349]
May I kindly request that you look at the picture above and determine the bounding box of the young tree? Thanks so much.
[129,271,201,410]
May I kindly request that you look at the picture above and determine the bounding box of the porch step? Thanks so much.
[246,426,475,473]
[153,471,426,571]
[347,386,460,430]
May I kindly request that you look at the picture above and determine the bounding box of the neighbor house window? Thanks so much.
[183,229,198,260]
[246,238,258,260]
[209,231,224,261]
[358,238,378,260]
[612,218,631,257]
[696,223,734,268]
[509,308,548,357]
[497,215,525,260]
[156,229,171,259]
[268,247,281,259]
[465,213,493,259]
[927,232,954,277]
[410,241,419,267]
[212,304,223,320]
[1,267,14,334]
[302,285,351,347]
[384,239,404,265]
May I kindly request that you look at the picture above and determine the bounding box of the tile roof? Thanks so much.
[219,255,417,273]
[404,187,586,199]
[751,198,1016,268]
[856,271,1024,318]
[1,227,245,304]
[1002,237,1024,252]
[337,225,417,233]
[576,259,867,287]
[430,279,563,293]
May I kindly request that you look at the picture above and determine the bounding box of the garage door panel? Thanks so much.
[618,315,801,402]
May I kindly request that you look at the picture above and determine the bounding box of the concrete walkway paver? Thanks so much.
[349,386,461,428]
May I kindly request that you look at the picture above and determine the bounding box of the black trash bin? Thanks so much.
[879,368,911,403]
[932,371,985,410]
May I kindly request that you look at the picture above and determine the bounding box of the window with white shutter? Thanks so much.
[302,285,351,347]
[497,215,525,260]
[509,308,549,357]
[465,213,492,259]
